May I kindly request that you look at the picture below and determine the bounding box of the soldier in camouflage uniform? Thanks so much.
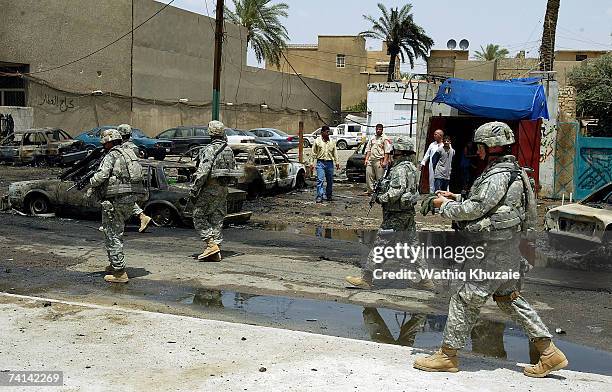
[345,136,432,289]
[88,129,146,283]
[413,122,568,378]
[117,124,153,233]
[189,120,237,262]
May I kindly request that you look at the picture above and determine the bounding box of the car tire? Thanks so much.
[337,140,348,150]
[154,152,166,161]
[303,139,311,148]
[27,194,52,215]
[295,170,306,189]
[138,148,148,159]
[148,205,176,227]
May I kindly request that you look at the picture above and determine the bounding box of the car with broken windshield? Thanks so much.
[231,144,306,196]
[545,182,612,268]
[3,160,251,227]
[0,127,86,166]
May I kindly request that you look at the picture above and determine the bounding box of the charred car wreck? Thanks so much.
[545,182,612,269]
[3,160,251,227]
[232,144,306,196]
[0,128,87,166]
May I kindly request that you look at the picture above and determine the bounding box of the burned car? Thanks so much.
[545,182,612,261]
[3,160,251,227]
[231,144,306,196]
[0,128,87,166]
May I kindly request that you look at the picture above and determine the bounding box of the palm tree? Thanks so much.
[361,3,433,82]
[225,0,289,68]
[474,44,510,61]
[539,0,561,71]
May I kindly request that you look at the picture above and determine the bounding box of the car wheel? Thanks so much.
[154,152,166,161]
[27,194,52,215]
[138,148,148,159]
[148,205,176,227]
[337,140,348,150]
[295,170,306,189]
[303,139,311,148]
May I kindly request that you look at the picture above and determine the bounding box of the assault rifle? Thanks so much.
[60,147,107,191]
[367,164,392,217]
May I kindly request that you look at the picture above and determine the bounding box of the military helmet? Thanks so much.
[208,120,226,137]
[117,123,132,138]
[392,136,415,153]
[100,129,122,144]
[473,121,515,147]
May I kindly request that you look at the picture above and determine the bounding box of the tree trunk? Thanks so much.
[539,0,560,72]
[387,51,398,82]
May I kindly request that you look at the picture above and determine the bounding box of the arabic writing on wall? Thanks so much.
[37,94,75,112]
[367,82,408,92]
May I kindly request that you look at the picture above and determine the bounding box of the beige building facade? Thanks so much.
[268,36,399,109]
[426,49,609,87]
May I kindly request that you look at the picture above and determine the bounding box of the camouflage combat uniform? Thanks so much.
[364,155,421,275]
[190,139,236,245]
[90,145,145,271]
[119,139,145,217]
[439,155,551,349]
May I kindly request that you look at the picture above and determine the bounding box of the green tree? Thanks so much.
[361,3,433,82]
[539,0,561,72]
[568,53,612,134]
[225,0,289,68]
[473,44,509,61]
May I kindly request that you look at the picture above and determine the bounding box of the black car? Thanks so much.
[346,142,367,182]
[155,126,211,155]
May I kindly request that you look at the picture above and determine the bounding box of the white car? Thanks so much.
[225,129,256,145]
[302,127,361,150]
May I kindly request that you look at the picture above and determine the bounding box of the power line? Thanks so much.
[27,0,177,75]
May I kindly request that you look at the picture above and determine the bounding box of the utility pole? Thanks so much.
[212,0,224,120]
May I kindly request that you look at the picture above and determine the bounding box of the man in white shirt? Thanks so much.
[420,129,444,193]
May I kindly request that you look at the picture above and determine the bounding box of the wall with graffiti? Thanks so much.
[574,134,612,199]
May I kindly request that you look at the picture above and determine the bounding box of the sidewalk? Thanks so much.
[1,293,609,392]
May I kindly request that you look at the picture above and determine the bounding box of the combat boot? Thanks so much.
[345,274,373,289]
[138,213,153,233]
[104,269,129,283]
[104,265,113,274]
[413,345,459,372]
[198,241,220,261]
[523,339,568,378]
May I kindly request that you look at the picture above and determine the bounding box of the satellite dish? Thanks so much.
[459,39,469,50]
[446,39,457,50]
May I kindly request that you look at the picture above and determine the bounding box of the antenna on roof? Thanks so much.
[459,39,470,50]
[446,39,457,50]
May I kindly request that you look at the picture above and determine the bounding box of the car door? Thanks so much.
[193,127,211,146]
[253,146,276,189]
[268,146,293,188]
[19,132,46,163]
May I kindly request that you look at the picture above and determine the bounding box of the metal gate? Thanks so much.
[574,129,612,199]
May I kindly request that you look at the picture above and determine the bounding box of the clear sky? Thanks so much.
[167,0,612,73]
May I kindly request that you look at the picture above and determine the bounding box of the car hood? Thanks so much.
[547,203,612,226]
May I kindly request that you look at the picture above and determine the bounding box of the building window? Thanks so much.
[336,54,345,68]
[0,65,28,107]
[575,54,587,61]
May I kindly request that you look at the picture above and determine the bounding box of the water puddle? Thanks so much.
[258,222,377,243]
[1,261,610,376]
[177,289,611,376]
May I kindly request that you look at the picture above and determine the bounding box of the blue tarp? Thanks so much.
[433,77,549,121]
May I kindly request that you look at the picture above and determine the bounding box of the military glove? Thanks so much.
[420,194,438,216]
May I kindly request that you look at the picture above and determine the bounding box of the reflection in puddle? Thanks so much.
[260,222,377,244]
[181,289,612,376]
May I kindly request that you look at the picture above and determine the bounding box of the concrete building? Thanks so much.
[267,36,399,110]
[426,49,610,86]
[0,0,341,136]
